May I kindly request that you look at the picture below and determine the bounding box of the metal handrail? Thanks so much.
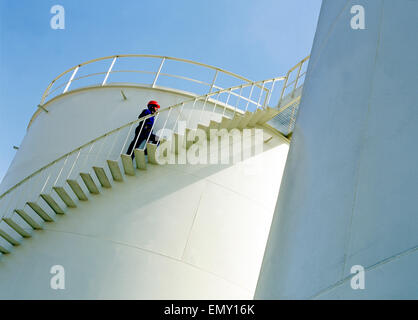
[279,55,310,106]
[0,56,310,221]
[29,54,279,130]
[44,70,214,101]
[32,54,309,130]
[39,54,265,106]
[0,76,283,204]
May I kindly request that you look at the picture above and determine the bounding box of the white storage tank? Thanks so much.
[0,55,305,299]
[256,0,418,299]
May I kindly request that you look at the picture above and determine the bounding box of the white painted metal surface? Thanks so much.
[256,0,418,299]
[0,97,289,299]
[0,55,308,299]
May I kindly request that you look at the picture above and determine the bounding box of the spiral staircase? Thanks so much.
[0,55,309,259]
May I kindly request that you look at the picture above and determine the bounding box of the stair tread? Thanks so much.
[146,143,158,164]
[107,160,124,182]
[53,186,77,208]
[209,120,221,129]
[0,221,23,245]
[220,117,232,130]
[134,149,147,170]
[0,236,12,254]
[67,179,89,201]
[15,209,43,230]
[93,166,112,188]
[41,193,65,214]
[248,109,266,127]
[0,90,298,261]
[80,172,101,194]
[228,113,243,130]
[3,215,32,238]
[121,154,135,176]
[27,201,55,222]
[237,111,253,129]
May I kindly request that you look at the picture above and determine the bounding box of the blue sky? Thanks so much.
[0,0,322,182]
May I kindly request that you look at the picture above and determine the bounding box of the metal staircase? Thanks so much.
[0,55,309,258]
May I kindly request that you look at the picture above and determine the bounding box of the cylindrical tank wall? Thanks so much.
[256,0,418,299]
[0,128,289,299]
[0,85,290,299]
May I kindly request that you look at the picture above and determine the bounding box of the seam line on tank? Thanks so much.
[309,0,351,73]
[310,243,418,299]
[341,0,385,279]
[41,227,253,294]
[180,182,205,261]
[168,165,274,212]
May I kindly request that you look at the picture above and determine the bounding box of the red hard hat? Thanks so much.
[148,100,160,108]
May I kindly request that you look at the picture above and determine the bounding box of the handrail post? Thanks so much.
[102,57,117,86]
[173,102,185,133]
[156,107,173,145]
[144,113,160,146]
[129,120,146,157]
[66,150,82,180]
[40,81,55,105]
[222,88,232,116]
[94,134,109,163]
[107,127,124,160]
[198,95,211,123]
[292,62,303,97]
[210,91,222,114]
[209,70,219,93]
[245,84,255,112]
[53,154,70,186]
[63,66,80,93]
[279,71,290,107]
[262,86,270,109]
[186,98,199,124]
[256,81,266,110]
[120,123,135,155]
[80,143,96,174]
[265,79,277,107]
[152,57,165,88]
[233,85,244,116]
